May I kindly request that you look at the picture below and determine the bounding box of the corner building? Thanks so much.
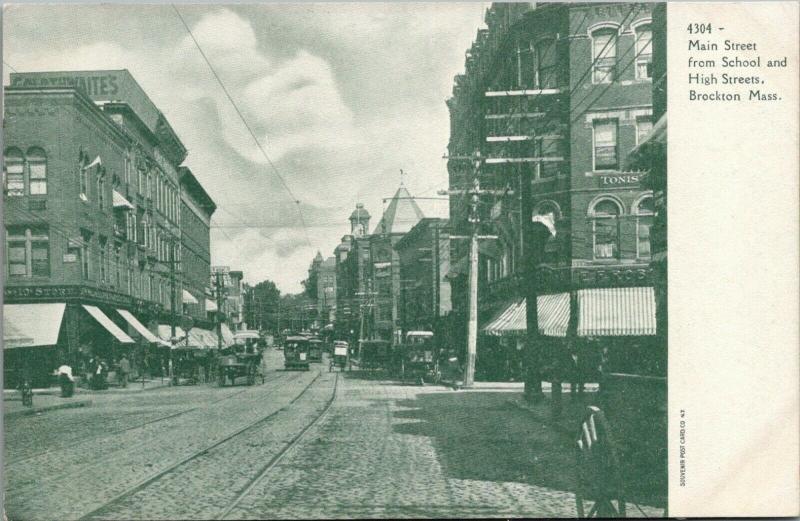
[447,3,659,381]
[2,70,210,386]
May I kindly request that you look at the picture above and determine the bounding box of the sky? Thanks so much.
[3,2,488,293]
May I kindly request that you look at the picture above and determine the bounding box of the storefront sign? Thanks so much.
[597,172,648,187]
[63,253,78,263]
[535,266,654,291]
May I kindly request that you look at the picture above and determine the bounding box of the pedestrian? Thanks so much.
[568,345,584,398]
[56,362,75,397]
[118,354,130,388]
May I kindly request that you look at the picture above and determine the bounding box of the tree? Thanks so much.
[245,280,281,333]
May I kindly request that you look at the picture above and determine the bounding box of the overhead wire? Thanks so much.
[170,4,313,249]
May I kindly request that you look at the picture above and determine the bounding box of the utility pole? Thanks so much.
[441,151,509,389]
[214,271,224,350]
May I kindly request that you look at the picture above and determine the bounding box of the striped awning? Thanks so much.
[577,287,656,336]
[482,294,571,337]
[537,293,570,337]
[483,298,526,336]
[83,305,134,343]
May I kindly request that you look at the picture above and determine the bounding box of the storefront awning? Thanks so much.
[182,289,199,304]
[116,309,160,344]
[205,300,218,312]
[220,323,235,346]
[157,324,187,344]
[577,287,656,336]
[112,190,135,209]
[483,298,526,336]
[82,305,134,343]
[3,303,66,348]
[537,293,570,337]
[481,293,570,337]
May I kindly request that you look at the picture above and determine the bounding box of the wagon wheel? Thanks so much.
[574,406,626,518]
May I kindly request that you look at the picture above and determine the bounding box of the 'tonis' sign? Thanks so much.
[11,74,121,97]
[598,172,648,186]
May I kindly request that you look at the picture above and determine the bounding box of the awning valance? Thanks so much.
[116,309,160,343]
[3,303,66,348]
[577,287,656,336]
[182,289,199,304]
[157,324,187,344]
[112,190,135,209]
[234,330,260,340]
[481,293,570,337]
[83,305,134,343]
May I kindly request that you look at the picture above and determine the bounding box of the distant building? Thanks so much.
[227,270,245,331]
[3,69,192,386]
[308,253,337,327]
[395,218,451,336]
[333,204,372,343]
[369,185,425,343]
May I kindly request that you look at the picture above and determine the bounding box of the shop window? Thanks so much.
[635,24,653,80]
[593,119,618,171]
[591,28,617,84]
[6,226,49,278]
[590,198,621,260]
[4,148,25,196]
[634,195,654,259]
[636,116,653,146]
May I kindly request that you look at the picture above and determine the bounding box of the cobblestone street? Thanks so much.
[5,352,662,520]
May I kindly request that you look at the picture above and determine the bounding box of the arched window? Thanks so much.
[591,27,618,84]
[635,23,653,80]
[634,195,654,259]
[590,198,622,259]
[27,147,47,195]
[4,148,25,196]
[97,168,106,210]
[534,38,557,89]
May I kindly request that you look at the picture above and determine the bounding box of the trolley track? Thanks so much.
[5,371,306,494]
[4,384,257,466]
[77,371,333,521]
[217,372,339,520]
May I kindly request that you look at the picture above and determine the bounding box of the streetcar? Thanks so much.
[307,337,324,363]
[217,344,263,386]
[329,341,349,372]
[283,335,311,371]
[397,331,440,385]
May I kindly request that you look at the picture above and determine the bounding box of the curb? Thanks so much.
[5,399,92,418]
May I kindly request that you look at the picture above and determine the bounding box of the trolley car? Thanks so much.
[307,338,324,363]
[217,346,263,386]
[398,331,440,385]
[283,336,311,371]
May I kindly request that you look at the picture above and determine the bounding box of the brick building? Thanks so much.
[446,3,659,382]
[395,218,451,337]
[178,166,216,327]
[2,70,212,386]
[307,252,337,328]
[333,204,372,344]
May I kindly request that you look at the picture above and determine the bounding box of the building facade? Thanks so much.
[333,204,372,344]
[3,70,196,386]
[447,3,658,382]
[395,218,451,337]
[179,166,216,328]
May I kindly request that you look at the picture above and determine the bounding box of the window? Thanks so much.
[636,116,653,146]
[27,148,47,195]
[590,199,621,260]
[80,231,92,280]
[534,39,557,89]
[79,154,90,200]
[593,119,618,171]
[7,226,49,278]
[634,196,654,259]
[635,24,653,80]
[98,170,106,210]
[592,28,617,84]
[4,148,25,196]
[114,245,121,288]
[99,238,107,282]
[127,266,133,294]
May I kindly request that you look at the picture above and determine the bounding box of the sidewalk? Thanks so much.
[4,392,92,418]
